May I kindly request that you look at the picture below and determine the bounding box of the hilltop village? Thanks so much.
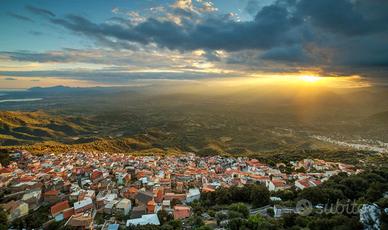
[0,151,360,229]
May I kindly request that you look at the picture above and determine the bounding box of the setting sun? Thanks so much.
[299,75,321,83]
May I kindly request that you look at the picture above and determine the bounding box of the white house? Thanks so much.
[126,214,160,227]
[186,188,201,203]
[73,197,93,213]
[115,198,131,216]
[266,180,287,192]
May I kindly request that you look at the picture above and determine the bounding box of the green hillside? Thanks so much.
[0,111,94,145]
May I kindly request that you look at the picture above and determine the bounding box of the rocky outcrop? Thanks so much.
[360,204,381,230]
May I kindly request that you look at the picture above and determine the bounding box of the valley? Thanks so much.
[1,85,387,168]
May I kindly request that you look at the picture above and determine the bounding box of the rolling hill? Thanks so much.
[0,111,94,145]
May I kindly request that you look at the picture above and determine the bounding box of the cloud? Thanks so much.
[172,0,194,11]
[296,0,383,36]
[0,70,232,83]
[1,51,73,63]
[7,12,34,22]
[0,48,229,74]
[244,0,275,16]
[26,5,55,17]
[198,1,218,13]
[50,4,300,52]
[3,0,388,80]
[261,45,311,63]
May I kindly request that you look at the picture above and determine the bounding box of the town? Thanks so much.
[0,151,361,229]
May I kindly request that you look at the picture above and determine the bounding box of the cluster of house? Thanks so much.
[0,151,361,229]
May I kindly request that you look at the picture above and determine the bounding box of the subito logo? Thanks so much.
[296,199,313,216]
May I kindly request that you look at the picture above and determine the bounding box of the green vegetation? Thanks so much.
[229,203,249,218]
[1,110,385,167]
[10,205,51,229]
[0,208,8,230]
[1,85,388,230]
[0,150,11,167]
[191,169,388,230]
[0,85,387,167]
[298,170,388,204]
[200,184,270,208]
[0,111,93,145]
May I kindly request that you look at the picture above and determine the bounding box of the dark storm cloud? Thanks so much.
[245,0,262,16]
[26,5,55,17]
[244,0,276,16]
[7,12,34,22]
[50,4,302,52]
[296,0,387,36]
[9,0,388,79]
[261,45,310,63]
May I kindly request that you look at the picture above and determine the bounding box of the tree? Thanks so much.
[228,203,249,218]
[0,208,8,230]
[340,177,369,200]
[228,218,247,230]
[299,187,344,205]
[366,182,386,202]
[0,151,11,167]
[166,220,182,230]
[249,184,270,208]
[282,213,297,228]
[201,184,270,207]
[46,220,65,230]
[229,186,250,203]
[158,210,173,225]
[215,211,228,225]
[273,189,296,201]
[190,215,204,228]
[228,210,244,219]
[160,224,174,230]
[307,214,363,230]
[191,200,206,215]
[208,210,216,217]
[377,197,388,208]
[247,215,278,230]
[266,208,274,217]
[215,187,232,204]
[196,225,213,230]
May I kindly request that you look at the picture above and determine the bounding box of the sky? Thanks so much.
[0,0,388,88]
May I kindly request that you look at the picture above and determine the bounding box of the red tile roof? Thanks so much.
[91,171,102,180]
[272,179,286,187]
[45,190,59,196]
[174,205,191,219]
[296,178,310,188]
[128,187,138,193]
[63,208,75,219]
[0,168,12,174]
[18,176,35,182]
[202,187,215,193]
[51,200,70,216]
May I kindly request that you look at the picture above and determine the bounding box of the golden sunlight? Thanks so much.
[214,73,371,89]
[299,75,321,83]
